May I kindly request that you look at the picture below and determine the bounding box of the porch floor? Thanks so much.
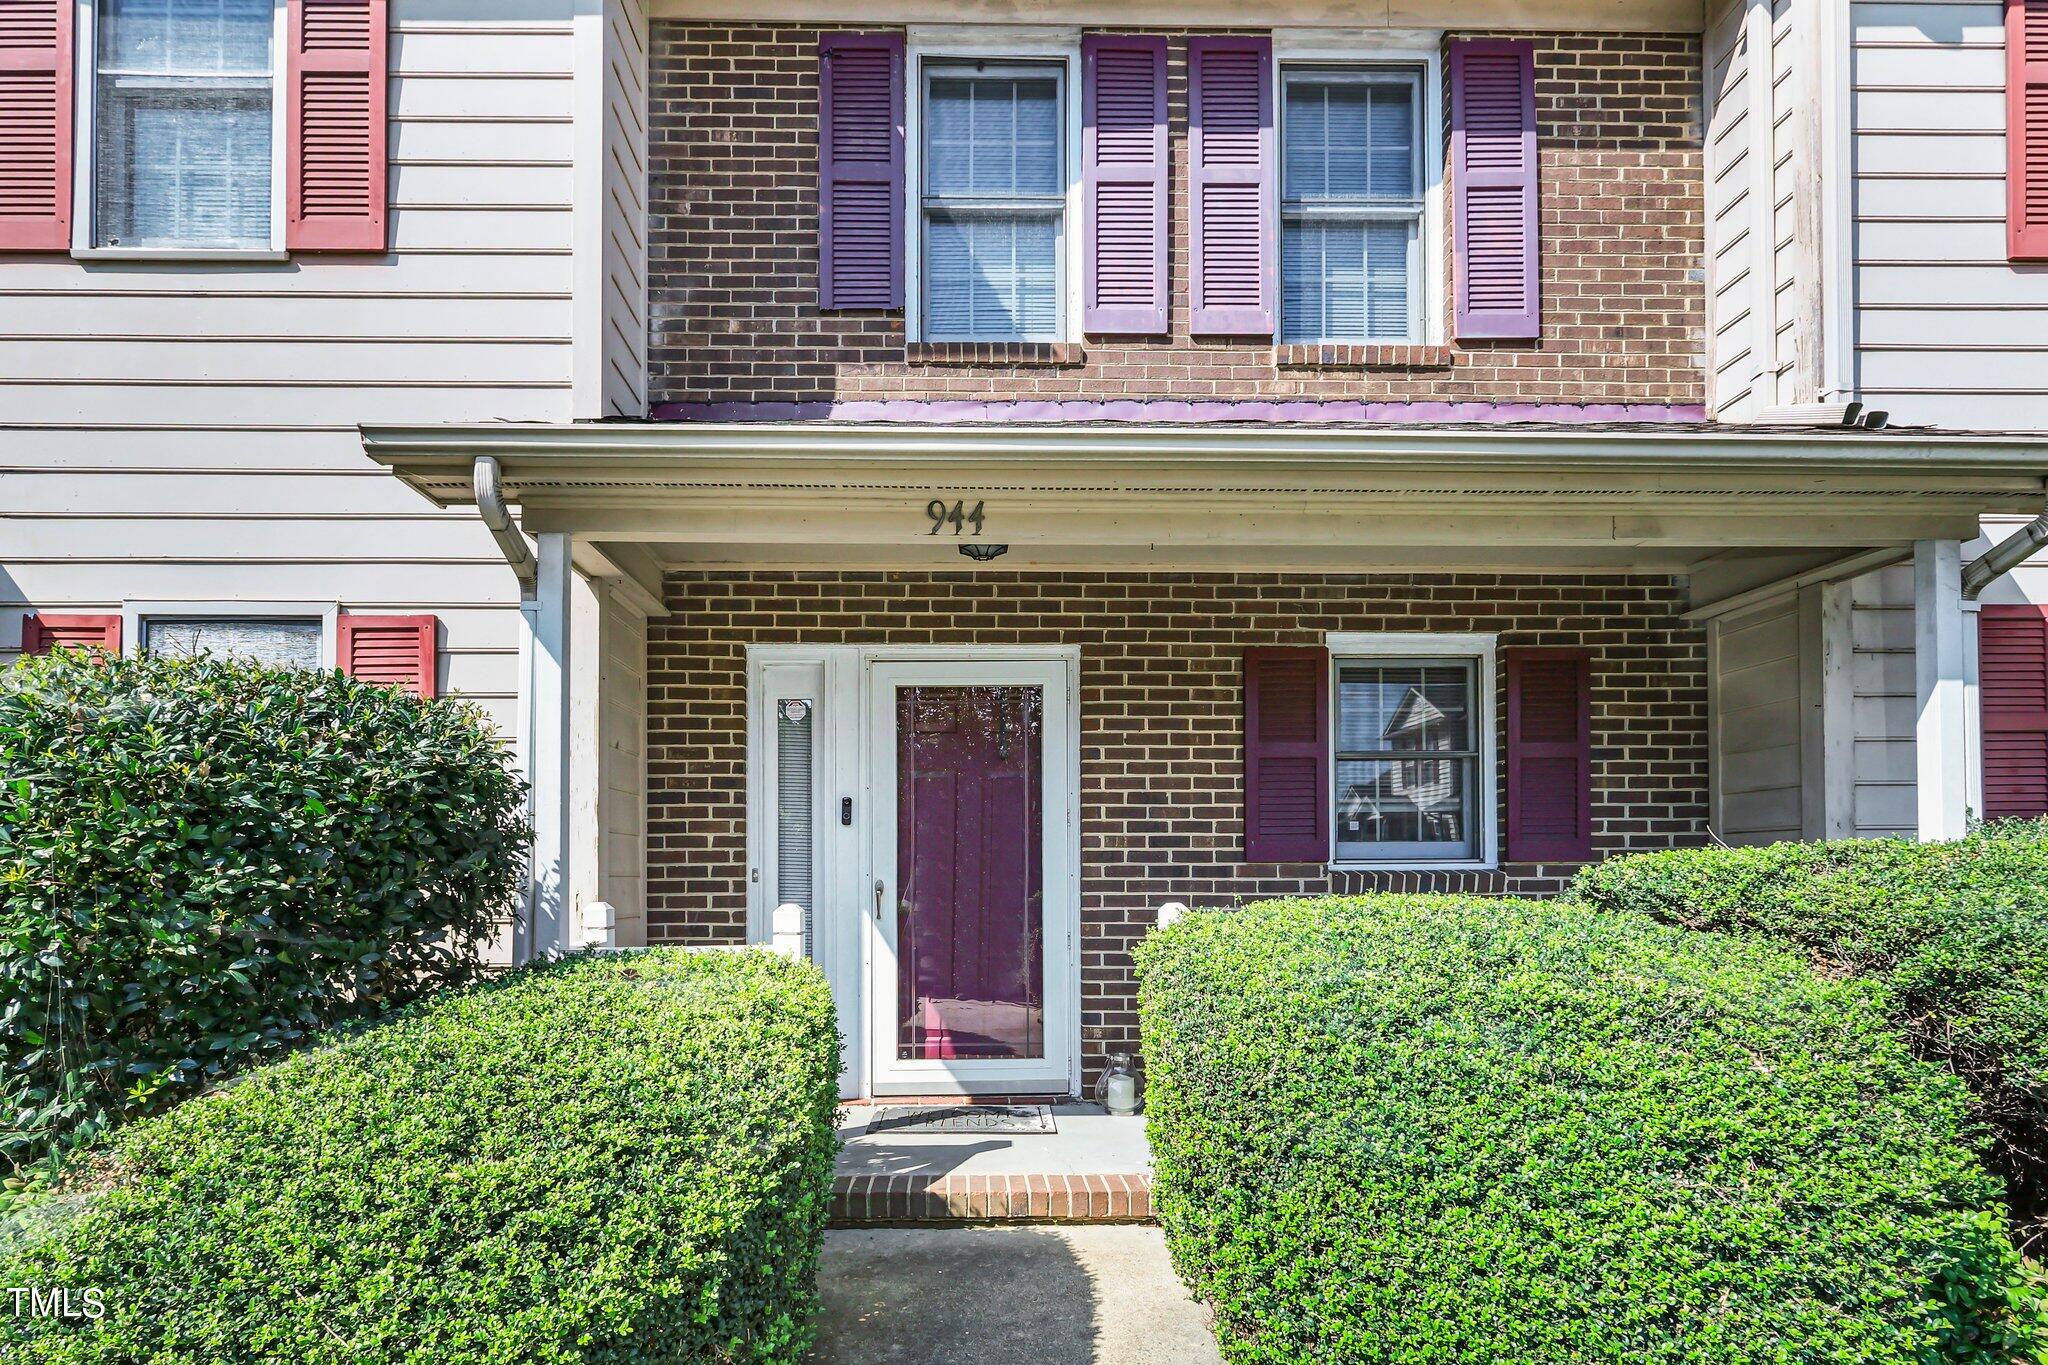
[831,1103,1152,1225]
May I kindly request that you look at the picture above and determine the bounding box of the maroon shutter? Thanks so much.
[1244,647,1329,863]
[285,0,388,251]
[818,30,903,310]
[340,614,436,697]
[1981,605,2048,817]
[1082,33,1167,334]
[0,0,73,251]
[21,614,120,655]
[1450,38,1540,339]
[1505,649,1593,862]
[1189,34,1274,336]
[2011,0,2048,259]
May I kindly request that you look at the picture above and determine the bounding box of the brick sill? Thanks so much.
[1276,343,1455,371]
[906,341,1084,368]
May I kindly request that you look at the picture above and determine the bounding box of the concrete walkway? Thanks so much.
[809,1225,1223,1365]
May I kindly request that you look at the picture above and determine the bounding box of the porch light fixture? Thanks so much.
[959,543,1010,562]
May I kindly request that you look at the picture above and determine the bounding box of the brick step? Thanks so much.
[829,1172,1154,1226]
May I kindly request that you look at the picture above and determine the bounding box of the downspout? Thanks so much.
[1962,499,2048,600]
[472,454,540,960]
[473,455,538,594]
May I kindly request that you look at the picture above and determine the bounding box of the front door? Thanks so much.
[867,659,1075,1095]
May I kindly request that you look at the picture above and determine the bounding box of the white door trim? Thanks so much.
[746,643,1082,1099]
[865,649,1081,1096]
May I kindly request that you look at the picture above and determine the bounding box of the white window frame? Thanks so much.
[1273,30,1444,346]
[1326,630,1497,870]
[70,0,290,260]
[121,600,338,667]
[904,24,1083,344]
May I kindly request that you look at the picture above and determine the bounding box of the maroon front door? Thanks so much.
[895,685,1045,1061]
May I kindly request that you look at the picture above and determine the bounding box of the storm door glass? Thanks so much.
[894,685,1045,1060]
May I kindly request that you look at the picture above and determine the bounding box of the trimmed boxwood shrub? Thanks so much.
[0,649,528,1170]
[1570,823,2048,1243]
[1136,895,2041,1364]
[0,949,841,1365]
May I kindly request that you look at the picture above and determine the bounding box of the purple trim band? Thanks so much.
[650,399,1711,425]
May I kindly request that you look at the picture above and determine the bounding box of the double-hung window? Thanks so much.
[90,0,278,250]
[1334,652,1487,863]
[920,61,1065,342]
[1280,66,1425,343]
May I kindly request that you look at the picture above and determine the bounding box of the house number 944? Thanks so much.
[926,499,987,536]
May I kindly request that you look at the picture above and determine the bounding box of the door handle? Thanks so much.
[873,879,885,921]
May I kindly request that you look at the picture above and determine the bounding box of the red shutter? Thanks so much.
[21,613,120,655]
[339,614,436,697]
[1450,38,1540,339]
[1189,34,1275,336]
[1980,605,2048,817]
[0,0,73,251]
[1244,647,1329,863]
[818,30,903,310]
[1082,33,1167,335]
[1505,649,1593,862]
[2010,0,2048,259]
[285,0,387,252]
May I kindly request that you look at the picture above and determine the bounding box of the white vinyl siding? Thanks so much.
[1851,0,2048,429]
[91,0,278,250]
[919,64,1065,342]
[1708,596,1806,844]
[1845,563,1920,837]
[1279,67,1423,343]
[0,0,592,798]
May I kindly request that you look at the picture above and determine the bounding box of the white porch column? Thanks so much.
[525,532,575,957]
[1913,538,1969,841]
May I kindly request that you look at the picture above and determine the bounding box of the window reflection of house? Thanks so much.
[1335,661,1480,861]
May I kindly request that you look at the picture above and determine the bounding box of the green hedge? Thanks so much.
[0,649,528,1169]
[1570,823,2048,1239]
[0,949,841,1365]
[1135,895,2041,1364]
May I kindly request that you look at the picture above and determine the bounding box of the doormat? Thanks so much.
[863,1104,1056,1135]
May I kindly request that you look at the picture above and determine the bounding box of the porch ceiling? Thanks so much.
[360,421,2048,562]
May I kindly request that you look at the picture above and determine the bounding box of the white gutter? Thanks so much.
[473,454,538,593]
[1963,501,2048,600]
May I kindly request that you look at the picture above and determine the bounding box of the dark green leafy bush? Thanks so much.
[0,949,841,1364]
[0,649,528,1169]
[1136,895,2041,1364]
[1570,824,2048,1244]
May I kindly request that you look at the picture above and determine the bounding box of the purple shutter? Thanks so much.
[818,31,904,310]
[1189,34,1275,336]
[1505,649,1594,862]
[1244,647,1329,863]
[1450,38,1540,339]
[1082,34,1168,334]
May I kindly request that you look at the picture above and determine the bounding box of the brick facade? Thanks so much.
[646,25,1704,408]
[646,570,1711,1086]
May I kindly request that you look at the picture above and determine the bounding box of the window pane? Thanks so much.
[1282,218,1413,343]
[926,213,1059,341]
[1282,76,1414,201]
[1336,757,1477,859]
[100,0,272,75]
[927,73,1061,198]
[1335,659,1480,862]
[775,699,816,961]
[1338,662,1474,753]
[144,618,321,668]
[95,0,273,249]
